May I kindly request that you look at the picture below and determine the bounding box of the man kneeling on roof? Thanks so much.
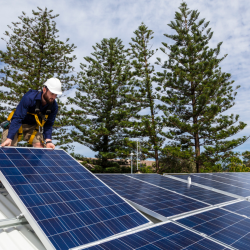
[1,78,62,150]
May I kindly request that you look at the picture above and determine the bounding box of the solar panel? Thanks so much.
[96,174,209,220]
[0,147,151,250]
[209,172,250,183]
[220,172,250,181]
[222,200,250,217]
[178,206,250,249]
[129,174,236,205]
[81,221,230,250]
[169,173,250,197]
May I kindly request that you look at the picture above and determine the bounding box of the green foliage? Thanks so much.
[140,166,154,173]
[200,152,250,172]
[0,7,76,139]
[103,167,120,173]
[158,150,195,174]
[155,2,248,172]
[242,151,250,166]
[200,163,224,173]
[90,165,103,173]
[128,23,164,173]
[223,153,250,172]
[120,166,132,173]
[89,162,132,173]
[107,162,120,168]
[227,156,250,172]
[66,37,140,167]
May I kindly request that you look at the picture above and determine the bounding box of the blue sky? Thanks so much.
[1,0,250,158]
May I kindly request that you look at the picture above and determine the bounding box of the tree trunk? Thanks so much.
[191,80,200,173]
[102,134,109,168]
[155,149,159,173]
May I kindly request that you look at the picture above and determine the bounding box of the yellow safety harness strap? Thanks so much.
[18,126,23,142]
[7,109,23,142]
[27,113,49,145]
[7,110,15,121]
[7,110,49,144]
[27,112,46,127]
[28,125,39,145]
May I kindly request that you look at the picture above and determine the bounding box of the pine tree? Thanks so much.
[155,2,248,173]
[0,7,76,127]
[129,23,164,172]
[66,37,139,167]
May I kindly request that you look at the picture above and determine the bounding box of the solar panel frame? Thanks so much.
[0,147,152,250]
[74,220,233,250]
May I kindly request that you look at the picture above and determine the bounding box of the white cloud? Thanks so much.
[1,0,250,156]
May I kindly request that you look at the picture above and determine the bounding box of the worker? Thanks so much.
[0,78,62,149]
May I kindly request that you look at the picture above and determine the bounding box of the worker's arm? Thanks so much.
[6,94,31,141]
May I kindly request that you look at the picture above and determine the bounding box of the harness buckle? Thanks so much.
[39,126,43,133]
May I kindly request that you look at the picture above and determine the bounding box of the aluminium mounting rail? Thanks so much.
[0,216,28,229]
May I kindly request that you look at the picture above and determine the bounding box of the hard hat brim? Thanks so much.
[51,90,62,95]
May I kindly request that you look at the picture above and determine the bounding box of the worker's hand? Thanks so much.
[46,142,55,150]
[1,138,12,147]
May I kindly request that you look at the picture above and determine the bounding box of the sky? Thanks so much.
[0,0,250,158]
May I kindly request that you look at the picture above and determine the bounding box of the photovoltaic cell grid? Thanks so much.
[222,200,250,218]
[129,174,235,205]
[170,173,250,197]
[178,207,250,250]
[96,174,209,218]
[83,222,229,250]
[0,148,149,250]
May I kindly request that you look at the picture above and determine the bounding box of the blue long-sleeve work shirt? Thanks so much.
[7,90,58,140]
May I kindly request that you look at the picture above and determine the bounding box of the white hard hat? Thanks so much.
[44,78,62,95]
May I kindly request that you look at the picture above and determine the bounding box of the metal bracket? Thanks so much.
[0,215,28,229]
[16,213,24,219]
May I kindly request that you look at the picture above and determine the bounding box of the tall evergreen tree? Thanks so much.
[66,37,139,167]
[155,2,248,172]
[129,23,164,172]
[0,7,76,127]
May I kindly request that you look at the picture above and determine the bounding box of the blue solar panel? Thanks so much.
[83,222,229,250]
[170,173,250,197]
[97,174,209,219]
[0,148,150,250]
[129,174,235,205]
[178,207,250,249]
[223,200,250,217]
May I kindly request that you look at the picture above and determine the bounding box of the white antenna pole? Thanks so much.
[137,140,138,171]
[130,152,134,174]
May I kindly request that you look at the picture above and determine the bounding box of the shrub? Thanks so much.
[120,166,131,173]
[104,167,120,173]
[140,166,154,173]
[91,165,103,173]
